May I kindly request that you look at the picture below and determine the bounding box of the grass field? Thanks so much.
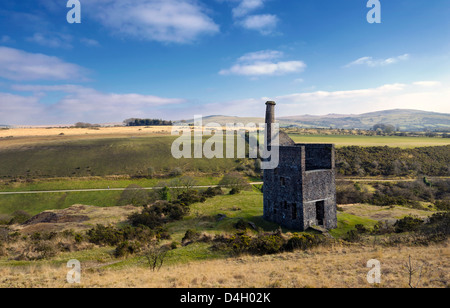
[288,134,450,148]
[0,136,246,179]
[1,240,447,288]
[0,189,446,287]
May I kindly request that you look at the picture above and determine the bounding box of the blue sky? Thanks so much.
[0,0,449,125]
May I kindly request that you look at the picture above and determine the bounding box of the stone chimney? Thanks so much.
[265,101,276,148]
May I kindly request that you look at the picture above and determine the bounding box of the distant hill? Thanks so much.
[188,110,450,132]
[279,109,450,131]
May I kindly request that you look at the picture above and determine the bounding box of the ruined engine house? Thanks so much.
[263,101,338,231]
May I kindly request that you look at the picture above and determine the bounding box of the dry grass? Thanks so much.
[339,204,434,222]
[0,241,448,288]
[0,127,172,150]
[12,204,139,234]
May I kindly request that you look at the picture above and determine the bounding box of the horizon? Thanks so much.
[0,1,449,125]
[3,107,449,128]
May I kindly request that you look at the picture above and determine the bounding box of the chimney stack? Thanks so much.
[265,101,276,148]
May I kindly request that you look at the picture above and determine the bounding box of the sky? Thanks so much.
[0,0,449,125]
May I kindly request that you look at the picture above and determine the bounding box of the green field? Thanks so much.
[0,136,244,179]
[288,134,450,148]
[0,176,223,192]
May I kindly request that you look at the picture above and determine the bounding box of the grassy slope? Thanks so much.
[0,136,242,179]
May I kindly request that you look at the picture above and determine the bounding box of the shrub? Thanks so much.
[142,245,170,271]
[128,201,189,229]
[372,221,395,235]
[202,187,223,198]
[285,233,322,251]
[229,187,241,195]
[182,229,201,245]
[33,241,58,260]
[250,234,285,255]
[87,224,124,246]
[169,167,183,177]
[114,241,142,258]
[227,233,252,256]
[435,200,450,211]
[420,212,450,239]
[176,190,206,206]
[87,224,155,246]
[343,229,360,242]
[394,216,424,233]
[355,224,368,234]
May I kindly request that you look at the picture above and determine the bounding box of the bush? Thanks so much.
[372,221,395,235]
[169,167,183,177]
[114,241,142,258]
[435,200,450,211]
[142,245,170,271]
[285,233,322,251]
[33,241,58,260]
[355,224,368,234]
[87,224,155,246]
[182,229,201,245]
[128,201,189,229]
[227,233,253,256]
[420,212,450,239]
[343,229,360,242]
[176,190,206,206]
[87,224,124,246]
[394,216,424,233]
[229,187,241,195]
[202,187,223,198]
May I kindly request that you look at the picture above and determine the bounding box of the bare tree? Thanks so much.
[403,255,428,288]
[142,245,170,271]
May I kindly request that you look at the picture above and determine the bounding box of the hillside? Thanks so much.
[190,109,450,131]
[279,109,450,131]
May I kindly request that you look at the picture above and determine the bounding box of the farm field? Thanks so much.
[288,134,450,148]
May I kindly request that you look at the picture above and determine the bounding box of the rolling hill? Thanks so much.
[188,109,450,131]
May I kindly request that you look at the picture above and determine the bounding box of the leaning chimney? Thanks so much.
[265,101,276,148]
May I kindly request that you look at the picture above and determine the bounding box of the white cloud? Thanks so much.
[0,92,43,124]
[345,54,410,68]
[238,14,278,35]
[0,36,13,44]
[220,50,306,77]
[225,0,278,34]
[26,33,73,49]
[0,46,87,81]
[237,50,283,62]
[197,81,450,117]
[3,80,449,125]
[80,38,101,47]
[1,85,186,125]
[85,0,219,43]
[232,0,265,18]
[412,81,442,87]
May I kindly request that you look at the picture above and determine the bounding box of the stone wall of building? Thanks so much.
[262,101,337,231]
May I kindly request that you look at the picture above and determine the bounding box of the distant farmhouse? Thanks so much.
[263,101,338,231]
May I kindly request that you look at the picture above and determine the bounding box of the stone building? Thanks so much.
[263,101,338,231]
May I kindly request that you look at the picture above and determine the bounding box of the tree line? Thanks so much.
[123,118,173,126]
